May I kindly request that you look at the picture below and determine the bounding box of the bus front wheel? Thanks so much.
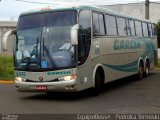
[93,70,102,96]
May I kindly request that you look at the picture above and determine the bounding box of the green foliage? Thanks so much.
[0,55,14,80]
[156,22,160,48]
[157,59,160,68]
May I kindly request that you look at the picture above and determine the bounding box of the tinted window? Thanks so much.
[93,13,99,34]
[126,19,130,36]
[148,23,153,37]
[45,11,76,27]
[152,24,157,37]
[18,14,44,30]
[78,10,91,65]
[142,22,148,37]
[99,14,105,35]
[79,10,91,30]
[117,17,127,36]
[79,10,91,39]
[41,11,77,69]
[135,21,143,37]
[93,13,105,36]
[105,15,117,36]
[128,19,136,36]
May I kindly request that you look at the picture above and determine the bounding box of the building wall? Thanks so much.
[150,3,160,23]
[103,2,160,23]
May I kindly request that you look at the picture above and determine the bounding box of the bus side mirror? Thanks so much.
[2,29,17,51]
[71,24,79,46]
[12,29,17,34]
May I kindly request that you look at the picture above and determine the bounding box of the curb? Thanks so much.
[155,67,160,70]
[0,80,15,84]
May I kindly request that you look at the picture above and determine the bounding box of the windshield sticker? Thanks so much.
[16,51,22,60]
[41,61,48,68]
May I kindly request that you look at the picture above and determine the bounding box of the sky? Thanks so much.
[0,0,160,21]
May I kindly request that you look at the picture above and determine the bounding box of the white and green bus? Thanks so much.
[14,6,157,94]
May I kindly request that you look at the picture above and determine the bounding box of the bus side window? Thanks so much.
[135,21,143,37]
[105,15,117,36]
[78,10,91,65]
[117,17,127,36]
[152,24,157,37]
[126,19,131,36]
[128,19,136,36]
[148,23,152,37]
[142,22,148,37]
[93,12,105,36]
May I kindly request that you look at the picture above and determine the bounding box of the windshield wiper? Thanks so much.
[42,38,57,68]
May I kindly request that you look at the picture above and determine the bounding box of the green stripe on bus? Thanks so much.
[103,39,155,72]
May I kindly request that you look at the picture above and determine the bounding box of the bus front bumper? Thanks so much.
[15,80,78,92]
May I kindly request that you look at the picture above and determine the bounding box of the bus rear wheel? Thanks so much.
[144,61,150,77]
[137,62,143,80]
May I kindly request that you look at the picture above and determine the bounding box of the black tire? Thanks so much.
[144,61,150,77]
[93,70,101,96]
[137,62,143,80]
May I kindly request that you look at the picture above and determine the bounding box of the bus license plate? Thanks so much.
[36,86,47,90]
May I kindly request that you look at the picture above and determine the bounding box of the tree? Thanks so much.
[156,22,160,48]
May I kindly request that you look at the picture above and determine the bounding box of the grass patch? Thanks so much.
[0,55,14,80]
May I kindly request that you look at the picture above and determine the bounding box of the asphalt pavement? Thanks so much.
[0,69,160,114]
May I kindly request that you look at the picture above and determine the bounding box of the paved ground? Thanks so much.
[0,69,160,114]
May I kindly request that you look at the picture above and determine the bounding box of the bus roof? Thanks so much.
[20,5,153,23]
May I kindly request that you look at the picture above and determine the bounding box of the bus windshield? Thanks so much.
[15,10,77,71]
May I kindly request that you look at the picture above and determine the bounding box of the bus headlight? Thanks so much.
[15,77,26,82]
[58,74,77,81]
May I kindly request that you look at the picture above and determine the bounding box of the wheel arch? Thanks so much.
[137,57,144,69]
[92,64,105,87]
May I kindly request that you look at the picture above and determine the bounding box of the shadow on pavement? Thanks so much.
[20,72,155,101]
